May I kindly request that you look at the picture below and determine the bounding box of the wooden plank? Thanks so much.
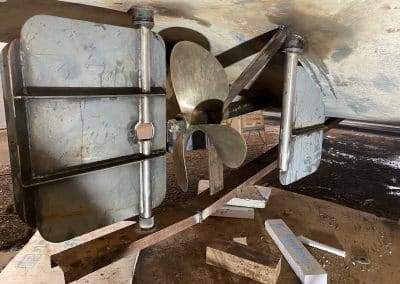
[51,145,280,283]
[226,197,265,208]
[265,219,327,284]
[206,239,281,284]
[212,205,254,219]
[208,141,224,195]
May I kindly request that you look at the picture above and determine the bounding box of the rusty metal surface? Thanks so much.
[34,0,400,123]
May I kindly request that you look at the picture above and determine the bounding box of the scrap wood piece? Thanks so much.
[197,179,210,195]
[265,219,327,284]
[0,222,139,284]
[208,141,224,195]
[255,185,272,201]
[226,185,271,208]
[233,237,248,246]
[297,235,346,258]
[206,239,281,284]
[212,205,254,219]
[128,251,140,284]
[51,146,279,283]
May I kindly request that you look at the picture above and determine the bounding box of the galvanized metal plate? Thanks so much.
[280,130,323,185]
[292,67,325,129]
[280,66,325,185]
[2,15,167,241]
[20,15,165,88]
[24,96,166,177]
[35,156,166,242]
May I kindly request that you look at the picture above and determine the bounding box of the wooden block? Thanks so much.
[211,206,254,219]
[226,185,269,208]
[0,221,139,284]
[208,141,224,195]
[255,185,272,201]
[197,179,210,195]
[233,237,248,246]
[206,239,281,284]
[265,219,327,284]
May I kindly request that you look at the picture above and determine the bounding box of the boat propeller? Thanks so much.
[169,41,247,191]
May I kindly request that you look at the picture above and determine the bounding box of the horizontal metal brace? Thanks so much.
[16,87,165,99]
[292,123,325,136]
[22,151,166,188]
[223,26,288,111]
[14,94,166,100]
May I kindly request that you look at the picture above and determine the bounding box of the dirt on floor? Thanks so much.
[135,188,400,284]
[162,120,400,221]
[0,165,34,249]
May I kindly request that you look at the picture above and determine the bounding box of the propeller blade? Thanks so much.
[193,124,247,168]
[173,124,247,191]
[170,41,228,124]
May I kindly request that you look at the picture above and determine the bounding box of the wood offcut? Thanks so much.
[206,239,281,283]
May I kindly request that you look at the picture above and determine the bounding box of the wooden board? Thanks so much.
[0,221,139,284]
[206,239,281,284]
[197,179,210,195]
[265,219,327,284]
[212,205,255,219]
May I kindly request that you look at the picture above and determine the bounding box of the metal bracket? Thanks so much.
[2,14,167,241]
[279,34,305,172]
[223,26,288,111]
[278,34,327,185]
[132,7,156,229]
